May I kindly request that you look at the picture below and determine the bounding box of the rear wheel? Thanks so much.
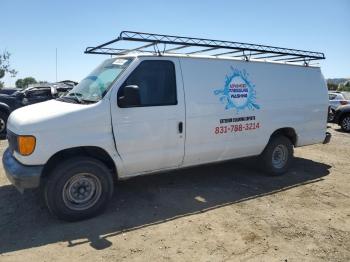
[44,157,114,221]
[259,135,294,175]
[340,114,350,132]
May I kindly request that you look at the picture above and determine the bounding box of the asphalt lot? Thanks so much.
[0,124,349,261]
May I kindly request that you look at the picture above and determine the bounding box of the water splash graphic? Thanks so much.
[214,66,260,112]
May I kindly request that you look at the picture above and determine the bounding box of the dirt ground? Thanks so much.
[0,124,349,262]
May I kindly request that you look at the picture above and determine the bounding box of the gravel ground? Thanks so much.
[0,124,349,261]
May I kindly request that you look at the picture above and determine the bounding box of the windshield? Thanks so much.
[61,58,133,103]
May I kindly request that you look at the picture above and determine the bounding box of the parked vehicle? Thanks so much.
[0,87,20,96]
[2,31,330,221]
[58,80,78,88]
[328,91,350,121]
[0,83,73,137]
[331,105,350,132]
[328,91,350,110]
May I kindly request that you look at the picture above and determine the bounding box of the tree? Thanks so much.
[338,81,350,92]
[15,79,24,89]
[327,82,338,91]
[15,77,37,89]
[0,51,17,88]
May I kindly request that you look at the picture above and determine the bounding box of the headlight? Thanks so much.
[17,135,36,156]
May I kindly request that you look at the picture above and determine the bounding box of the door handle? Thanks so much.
[178,121,183,134]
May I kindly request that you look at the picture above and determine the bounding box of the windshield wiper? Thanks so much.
[68,92,84,102]
[56,92,83,103]
[57,96,80,103]
[80,99,97,104]
[57,92,99,104]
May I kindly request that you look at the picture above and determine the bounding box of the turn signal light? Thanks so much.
[17,136,36,156]
[340,101,349,105]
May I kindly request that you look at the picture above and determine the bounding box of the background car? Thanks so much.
[0,82,75,137]
[331,104,350,132]
[328,91,350,121]
[329,91,350,110]
[0,87,21,95]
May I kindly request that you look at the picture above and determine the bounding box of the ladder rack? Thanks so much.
[85,31,325,65]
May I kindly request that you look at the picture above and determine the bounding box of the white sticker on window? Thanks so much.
[113,59,128,65]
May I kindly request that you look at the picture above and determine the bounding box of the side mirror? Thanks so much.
[118,85,141,107]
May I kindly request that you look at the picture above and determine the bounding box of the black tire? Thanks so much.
[259,135,294,176]
[328,108,335,122]
[0,111,9,138]
[44,157,114,221]
[340,114,350,132]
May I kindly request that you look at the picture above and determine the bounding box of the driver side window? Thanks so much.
[118,60,177,107]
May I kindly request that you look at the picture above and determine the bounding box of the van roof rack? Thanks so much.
[85,31,325,65]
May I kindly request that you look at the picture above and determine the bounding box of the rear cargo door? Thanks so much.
[111,57,185,176]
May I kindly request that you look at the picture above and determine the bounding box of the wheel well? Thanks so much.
[0,106,10,116]
[271,128,297,146]
[41,146,117,180]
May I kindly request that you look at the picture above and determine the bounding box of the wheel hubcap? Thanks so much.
[272,144,288,169]
[0,118,5,133]
[62,173,102,211]
[342,117,350,131]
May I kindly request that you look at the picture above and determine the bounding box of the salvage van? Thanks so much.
[2,31,331,221]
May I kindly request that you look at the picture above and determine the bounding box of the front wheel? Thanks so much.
[328,108,335,122]
[340,114,350,132]
[259,135,294,175]
[44,157,114,221]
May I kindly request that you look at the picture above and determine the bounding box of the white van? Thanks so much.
[3,32,331,221]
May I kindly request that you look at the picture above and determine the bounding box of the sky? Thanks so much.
[1,0,349,86]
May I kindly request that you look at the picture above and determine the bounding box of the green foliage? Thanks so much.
[0,51,17,80]
[338,81,350,92]
[327,82,338,91]
[0,51,17,88]
[15,77,37,89]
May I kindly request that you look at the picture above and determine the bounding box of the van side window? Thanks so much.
[118,60,177,107]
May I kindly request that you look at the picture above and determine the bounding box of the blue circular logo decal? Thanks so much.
[214,67,260,111]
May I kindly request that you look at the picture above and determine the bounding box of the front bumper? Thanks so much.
[2,148,44,193]
[323,132,331,144]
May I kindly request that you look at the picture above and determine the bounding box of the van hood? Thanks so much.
[7,100,97,134]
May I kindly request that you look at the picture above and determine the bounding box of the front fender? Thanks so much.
[0,102,10,113]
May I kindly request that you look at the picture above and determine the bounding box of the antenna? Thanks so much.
[55,48,58,82]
